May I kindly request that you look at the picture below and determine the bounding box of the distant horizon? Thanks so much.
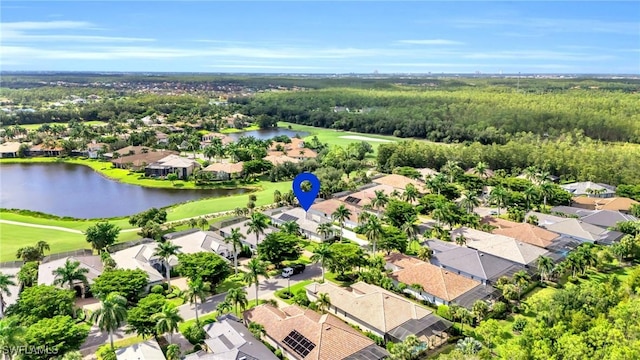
[1,1,638,74]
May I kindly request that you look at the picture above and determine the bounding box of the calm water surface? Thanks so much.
[226,128,309,141]
[0,163,247,218]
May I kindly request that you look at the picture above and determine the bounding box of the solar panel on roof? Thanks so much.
[283,330,315,358]
[345,196,361,204]
[279,213,299,222]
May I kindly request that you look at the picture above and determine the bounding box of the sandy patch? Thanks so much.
[339,135,394,143]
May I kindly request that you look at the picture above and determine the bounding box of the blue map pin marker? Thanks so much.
[292,173,321,211]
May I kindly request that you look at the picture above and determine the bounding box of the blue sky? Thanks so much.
[1,1,639,74]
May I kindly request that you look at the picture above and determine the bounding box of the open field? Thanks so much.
[280,122,399,152]
[12,121,107,130]
[219,124,259,133]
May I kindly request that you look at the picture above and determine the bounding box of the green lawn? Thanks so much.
[15,121,107,130]
[178,299,268,333]
[215,273,247,293]
[274,280,314,304]
[279,122,398,153]
[220,125,260,133]
[0,223,88,261]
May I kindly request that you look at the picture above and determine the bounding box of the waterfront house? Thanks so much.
[144,154,201,179]
[38,253,103,298]
[0,141,21,157]
[202,161,244,180]
[110,149,178,170]
[110,243,167,285]
[162,229,233,259]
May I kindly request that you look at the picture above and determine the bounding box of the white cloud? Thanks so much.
[209,64,329,70]
[397,39,465,45]
[1,21,93,31]
[1,20,154,43]
[451,17,639,35]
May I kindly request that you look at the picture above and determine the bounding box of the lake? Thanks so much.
[0,163,247,219]
[226,128,309,141]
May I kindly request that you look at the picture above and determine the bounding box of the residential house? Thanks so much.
[110,243,168,285]
[305,281,452,347]
[202,162,244,180]
[372,174,423,190]
[449,227,550,266]
[481,217,560,248]
[560,181,616,198]
[103,145,147,159]
[38,254,103,298]
[163,229,233,259]
[185,315,278,360]
[308,199,363,229]
[0,141,21,157]
[145,154,201,179]
[267,148,318,160]
[29,143,63,157]
[111,149,178,170]
[85,141,107,159]
[527,212,624,245]
[579,210,637,229]
[244,304,389,360]
[549,206,588,218]
[115,339,166,360]
[0,265,20,318]
[425,239,523,285]
[155,131,169,145]
[570,196,639,213]
[384,253,481,306]
[416,168,440,179]
[263,154,300,166]
[215,219,276,251]
[265,206,333,242]
[465,168,495,178]
[201,132,234,146]
[338,184,398,209]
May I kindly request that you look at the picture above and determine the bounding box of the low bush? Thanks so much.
[182,322,206,345]
[150,285,164,294]
[512,316,528,332]
[97,345,117,360]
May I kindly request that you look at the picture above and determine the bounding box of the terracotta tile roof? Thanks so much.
[203,162,244,174]
[571,197,639,212]
[305,281,432,333]
[338,184,397,208]
[244,304,380,360]
[372,174,423,190]
[309,199,361,224]
[482,217,559,248]
[111,150,178,166]
[263,154,300,165]
[385,253,480,302]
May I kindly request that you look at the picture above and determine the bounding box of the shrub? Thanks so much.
[166,293,177,299]
[150,285,164,294]
[437,305,452,320]
[364,331,385,346]
[182,323,206,345]
[490,302,508,319]
[97,345,117,360]
[278,290,293,299]
[512,316,528,332]
[293,289,310,307]
[275,348,284,360]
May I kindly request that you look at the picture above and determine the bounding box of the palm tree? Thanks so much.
[363,215,383,253]
[35,240,50,258]
[316,293,331,313]
[188,218,198,229]
[183,278,209,323]
[474,161,489,179]
[512,270,531,300]
[0,317,25,360]
[244,259,269,306]
[523,166,539,183]
[248,322,266,340]
[459,190,480,214]
[523,186,538,211]
[536,255,554,282]
[489,185,508,215]
[403,184,419,203]
[456,337,483,356]
[52,259,89,293]
[311,243,333,282]
[471,300,489,323]
[417,246,433,262]
[153,304,183,344]
[442,160,461,183]
[225,287,249,315]
[401,222,417,241]
[280,221,301,236]
[225,228,245,275]
[197,217,209,230]
[455,307,472,333]
[153,242,182,289]
[371,190,389,212]
[331,204,352,242]
[91,292,128,349]
[0,273,16,318]
[273,189,282,204]
[454,234,467,246]
[316,222,335,242]
[425,174,447,195]
[539,181,554,208]
[247,212,269,248]
[216,299,233,314]
[166,344,181,360]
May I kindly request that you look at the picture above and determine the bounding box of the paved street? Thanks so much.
[80,263,321,355]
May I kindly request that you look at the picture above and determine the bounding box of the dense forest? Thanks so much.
[235,86,640,144]
[376,132,640,186]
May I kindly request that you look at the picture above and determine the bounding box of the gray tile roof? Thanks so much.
[579,210,637,229]
[560,181,616,196]
[115,339,165,360]
[529,211,625,244]
[189,319,278,360]
[38,255,103,287]
[449,228,549,265]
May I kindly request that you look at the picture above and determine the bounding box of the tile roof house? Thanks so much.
[549,206,590,217]
[425,239,523,284]
[0,266,20,317]
[481,217,560,248]
[145,154,201,179]
[416,168,439,179]
[110,243,168,284]
[111,149,178,170]
[338,184,398,209]
[202,162,244,180]
[244,304,389,360]
[560,181,616,198]
[29,143,63,157]
[0,141,22,157]
[528,211,624,245]
[571,196,639,213]
[308,199,364,229]
[578,210,637,229]
[115,339,165,360]
[185,317,278,360]
[449,227,550,266]
[201,132,234,146]
[38,255,103,298]
[162,229,233,259]
[267,148,318,160]
[305,281,452,345]
[265,206,333,242]
[384,253,481,306]
[372,174,423,190]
